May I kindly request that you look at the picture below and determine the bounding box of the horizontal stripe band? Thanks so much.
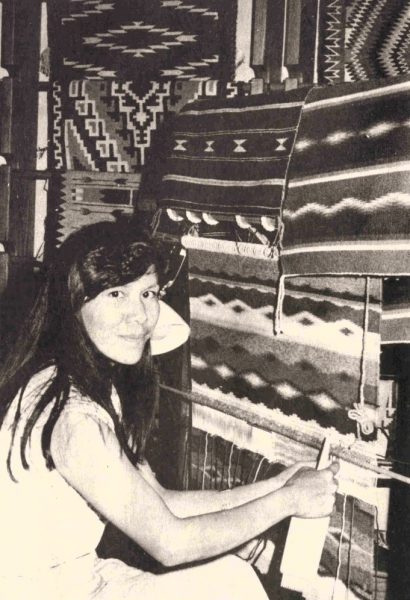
[288,162,410,188]
[183,101,305,115]
[304,80,410,112]
[163,174,285,187]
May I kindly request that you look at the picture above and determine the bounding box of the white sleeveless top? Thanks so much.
[0,367,120,598]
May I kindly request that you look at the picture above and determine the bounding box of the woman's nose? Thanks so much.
[125,297,148,324]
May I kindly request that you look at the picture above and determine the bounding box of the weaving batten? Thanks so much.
[160,384,385,494]
[280,437,332,593]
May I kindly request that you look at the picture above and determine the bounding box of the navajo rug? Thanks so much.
[52,79,244,172]
[186,235,381,437]
[345,0,410,82]
[46,171,139,251]
[51,0,237,84]
[159,87,310,218]
[283,76,410,276]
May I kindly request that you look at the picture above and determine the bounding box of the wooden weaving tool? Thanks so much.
[280,437,332,593]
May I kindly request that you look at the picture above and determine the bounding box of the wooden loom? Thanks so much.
[161,382,389,600]
[154,225,390,599]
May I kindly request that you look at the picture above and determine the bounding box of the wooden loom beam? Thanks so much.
[159,384,380,476]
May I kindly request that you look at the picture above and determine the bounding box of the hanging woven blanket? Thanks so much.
[185,235,381,437]
[381,277,410,344]
[159,87,310,217]
[52,79,245,172]
[50,0,237,84]
[282,76,410,276]
[345,0,410,82]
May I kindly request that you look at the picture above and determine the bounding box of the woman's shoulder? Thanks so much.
[22,366,115,432]
[63,385,115,432]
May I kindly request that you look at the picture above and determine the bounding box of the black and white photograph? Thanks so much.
[0,1,409,598]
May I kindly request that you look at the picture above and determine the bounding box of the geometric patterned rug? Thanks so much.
[186,235,382,437]
[159,86,310,217]
[50,0,237,84]
[51,79,244,172]
[345,0,410,82]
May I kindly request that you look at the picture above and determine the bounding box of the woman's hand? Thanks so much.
[273,461,316,488]
[284,461,339,519]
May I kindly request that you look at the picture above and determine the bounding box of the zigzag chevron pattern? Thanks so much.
[379,5,410,76]
[320,0,345,84]
[52,82,64,169]
[345,0,410,81]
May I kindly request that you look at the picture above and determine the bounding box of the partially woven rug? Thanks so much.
[159,86,310,217]
[50,0,237,85]
[189,426,376,600]
[283,76,410,276]
[186,235,381,436]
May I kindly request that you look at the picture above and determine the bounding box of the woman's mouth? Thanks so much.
[119,333,148,342]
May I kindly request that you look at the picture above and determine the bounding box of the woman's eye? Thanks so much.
[142,289,159,299]
[108,290,124,299]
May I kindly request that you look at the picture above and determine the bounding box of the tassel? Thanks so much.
[348,277,375,437]
[274,273,286,336]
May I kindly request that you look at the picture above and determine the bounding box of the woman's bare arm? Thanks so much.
[140,461,314,517]
[51,412,337,567]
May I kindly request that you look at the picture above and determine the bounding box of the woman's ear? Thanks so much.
[150,300,190,355]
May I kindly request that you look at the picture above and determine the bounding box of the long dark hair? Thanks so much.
[0,220,166,477]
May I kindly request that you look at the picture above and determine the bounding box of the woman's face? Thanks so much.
[80,267,160,365]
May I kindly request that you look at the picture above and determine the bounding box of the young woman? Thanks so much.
[0,220,339,600]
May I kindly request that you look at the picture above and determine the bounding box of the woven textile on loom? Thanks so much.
[282,76,410,276]
[183,235,382,598]
[189,427,376,600]
[50,0,237,83]
[345,0,410,82]
[159,87,310,217]
[51,79,244,172]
